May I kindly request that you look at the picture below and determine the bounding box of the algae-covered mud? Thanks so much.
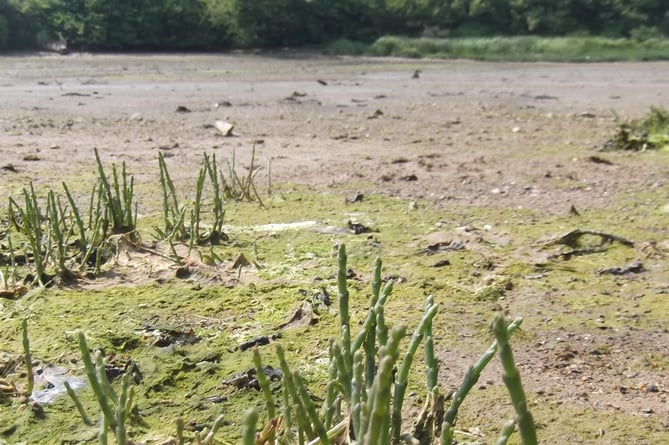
[1,54,668,444]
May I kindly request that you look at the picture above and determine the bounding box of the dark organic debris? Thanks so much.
[587,155,613,165]
[412,70,421,79]
[432,259,451,268]
[548,246,608,261]
[400,174,418,181]
[534,94,558,100]
[62,92,90,97]
[238,333,281,352]
[547,229,634,249]
[104,358,143,384]
[175,266,191,279]
[345,192,364,204]
[569,205,581,216]
[368,109,383,119]
[348,221,373,234]
[317,79,328,86]
[391,157,410,164]
[425,241,465,254]
[221,365,283,391]
[313,287,331,306]
[1,164,18,172]
[597,260,644,276]
[176,105,191,112]
[23,154,41,161]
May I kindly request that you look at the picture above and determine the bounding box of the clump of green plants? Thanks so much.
[2,145,266,289]
[154,152,229,250]
[244,244,537,445]
[4,149,137,286]
[154,147,265,254]
[606,106,669,151]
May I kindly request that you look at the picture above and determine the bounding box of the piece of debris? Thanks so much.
[548,247,608,261]
[391,157,410,164]
[221,365,283,391]
[214,120,234,136]
[232,252,251,269]
[313,287,331,306]
[587,155,613,165]
[238,333,281,352]
[275,302,318,330]
[176,105,191,113]
[317,79,328,86]
[412,70,421,79]
[214,100,232,108]
[368,109,384,119]
[597,259,644,275]
[546,229,634,249]
[345,192,364,204]
[141,319,199,347]
[29,365,86,405]
[400,174,418,181]
[158,142,179,150]
[103,358,143,384]
[425,241,465,254]
[348,221,373,234]
[23,154,41,161]
[569,205,580,216]
[1,164,18,172]
[432,259,451,268]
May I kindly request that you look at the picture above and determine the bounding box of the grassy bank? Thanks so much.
[328,35,669,62]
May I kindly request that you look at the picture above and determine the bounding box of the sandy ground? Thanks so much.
[1,52,668,443]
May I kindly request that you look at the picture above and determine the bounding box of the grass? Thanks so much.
[327,35,669,62]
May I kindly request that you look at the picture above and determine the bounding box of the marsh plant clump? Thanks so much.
[243,244,536,445]
[1,148,263,291]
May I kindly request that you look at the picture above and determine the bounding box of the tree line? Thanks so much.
[1,0,667,51]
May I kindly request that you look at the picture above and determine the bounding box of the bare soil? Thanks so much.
[1,52,668,444]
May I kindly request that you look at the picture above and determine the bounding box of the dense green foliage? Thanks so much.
[0,0,667,50]
[365,35,669,61]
